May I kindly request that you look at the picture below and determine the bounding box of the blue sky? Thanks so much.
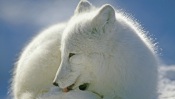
[0,0,175,98]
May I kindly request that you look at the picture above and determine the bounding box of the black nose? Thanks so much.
[79,83,89,91]
[53,82,59,87]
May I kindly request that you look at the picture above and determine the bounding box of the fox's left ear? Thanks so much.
[74,0,93,14]
[92,4,115,26]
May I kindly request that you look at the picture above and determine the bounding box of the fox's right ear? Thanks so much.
[92,4,115,28]
[74,0,93,14]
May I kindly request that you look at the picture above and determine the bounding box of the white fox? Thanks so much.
[12,0,158,99]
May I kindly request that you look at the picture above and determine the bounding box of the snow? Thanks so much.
[37,87,102,99]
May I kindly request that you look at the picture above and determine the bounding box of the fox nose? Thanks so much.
[53,82,59,87]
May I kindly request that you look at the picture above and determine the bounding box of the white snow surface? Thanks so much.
[37,87,101,99]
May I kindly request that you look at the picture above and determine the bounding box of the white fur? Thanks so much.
[12,0,158,99]
[12,23,65,99]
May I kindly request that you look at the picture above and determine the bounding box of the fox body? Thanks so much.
[12,0,158,99]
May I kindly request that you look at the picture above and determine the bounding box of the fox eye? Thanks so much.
[69,53,75,58]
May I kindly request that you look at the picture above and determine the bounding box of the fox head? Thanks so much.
[53,0,116,96]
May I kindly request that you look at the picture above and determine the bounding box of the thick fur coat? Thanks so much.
[12,0,158,99]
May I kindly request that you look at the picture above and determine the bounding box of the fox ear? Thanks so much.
[92,4,115,27]
[74,0,93,14]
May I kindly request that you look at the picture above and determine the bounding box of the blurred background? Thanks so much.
[0,0,175,98]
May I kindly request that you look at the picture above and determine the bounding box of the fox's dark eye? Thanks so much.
[69,53,75,58]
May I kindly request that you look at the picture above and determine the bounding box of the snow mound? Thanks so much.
[37,87,102,99]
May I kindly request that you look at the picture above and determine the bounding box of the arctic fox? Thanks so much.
[12,0,158,99]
